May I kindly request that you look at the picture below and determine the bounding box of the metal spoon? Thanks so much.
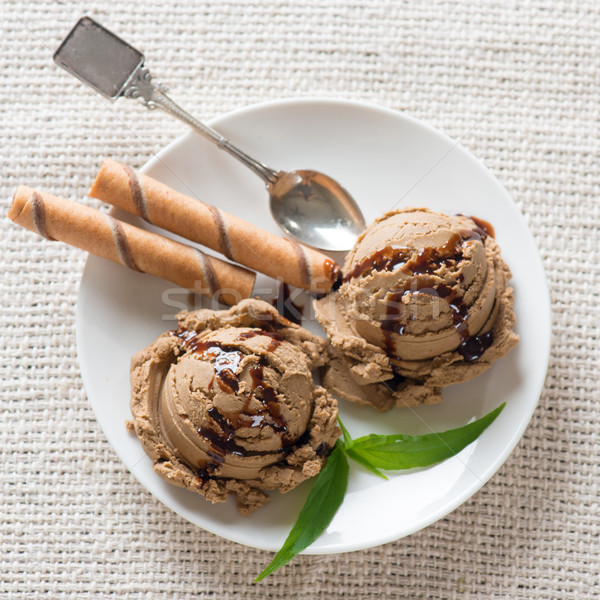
[53,16,366,252]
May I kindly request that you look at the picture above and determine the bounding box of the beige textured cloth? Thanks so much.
[1,1,598,598]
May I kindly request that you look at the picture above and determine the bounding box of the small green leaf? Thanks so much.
[255,441,349,581]
[338,417,386,478]
[348,403,505,472]
[337,417,353,448]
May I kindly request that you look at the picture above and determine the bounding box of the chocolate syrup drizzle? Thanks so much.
[454,214,495,242]
[323,258,342,285]
[343,232,467,283]
[172,328,296,476]
[380,276,494,364]
[343,217,497,365]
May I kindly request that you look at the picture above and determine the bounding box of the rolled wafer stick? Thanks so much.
[89,159,341,294]
[8,186,256,306]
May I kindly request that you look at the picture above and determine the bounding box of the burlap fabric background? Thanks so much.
[1,1,598,598]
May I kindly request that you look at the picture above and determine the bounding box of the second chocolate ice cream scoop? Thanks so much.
[315,207,519,410]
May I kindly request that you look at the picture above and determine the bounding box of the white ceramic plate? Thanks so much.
[76,98,551,553]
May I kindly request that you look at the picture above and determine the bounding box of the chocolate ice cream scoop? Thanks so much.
[130,299,340,515]
[159,327,315,478]
[315,208,519,410]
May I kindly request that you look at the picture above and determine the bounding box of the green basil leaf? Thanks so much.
[348,403,505,471]
[255,440,349,581]
[338,417,386,478]
[337,416,354,449]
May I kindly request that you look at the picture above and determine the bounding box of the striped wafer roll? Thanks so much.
[8,186,256,306]
[89,159,341,294]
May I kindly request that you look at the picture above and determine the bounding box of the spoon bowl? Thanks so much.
[268,170,366,251]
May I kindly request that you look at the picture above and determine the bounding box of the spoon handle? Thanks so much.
[124,66,278,185]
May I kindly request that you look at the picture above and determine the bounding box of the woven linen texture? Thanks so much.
[1,1,598,598]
